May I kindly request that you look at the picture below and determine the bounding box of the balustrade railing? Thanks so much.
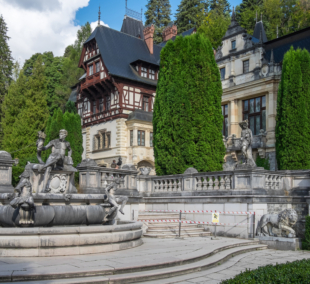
[195,174,232,191]
[153,177,181,192]
[265,174,282,190]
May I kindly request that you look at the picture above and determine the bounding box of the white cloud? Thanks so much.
[0,0,109,65]
[90,20,109,32]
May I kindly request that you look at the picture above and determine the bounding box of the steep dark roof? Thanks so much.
[85,25,161,86]
[121,16,144,39]
[158,27,196,47]
[127,109,153,122]
[253,21,268,43]
[264,26,310,63]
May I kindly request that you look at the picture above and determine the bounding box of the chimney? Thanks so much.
[162,23,177,42]
[143,24,155,54]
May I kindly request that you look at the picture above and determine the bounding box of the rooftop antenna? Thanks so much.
[98,6,101,26]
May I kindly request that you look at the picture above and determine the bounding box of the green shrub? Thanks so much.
[256,155,270,170]
[221,259,310,284]
[302,215,310,250]
[12,156,38,187]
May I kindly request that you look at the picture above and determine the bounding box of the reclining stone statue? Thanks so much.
[104,181,128,223]
[37,129,73,192]
[256,209,298,238]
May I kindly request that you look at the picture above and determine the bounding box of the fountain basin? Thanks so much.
[0,221,143,257]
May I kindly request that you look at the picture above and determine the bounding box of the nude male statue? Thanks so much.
[38,129,73,192]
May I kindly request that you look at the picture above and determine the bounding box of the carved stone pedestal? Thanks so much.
[0,151,15,194]
[256,236,302,251]
[30,166,78,194]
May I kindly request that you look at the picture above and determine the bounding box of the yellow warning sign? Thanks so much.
[212,213,220,223]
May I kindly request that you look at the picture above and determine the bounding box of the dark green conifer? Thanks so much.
[145,0,172,44]
[175,0,207,34]
[209,0,231,14]
[0,15,13,146]
[153,33,225,175]
[276,47,310,170]
[65,101,77,114]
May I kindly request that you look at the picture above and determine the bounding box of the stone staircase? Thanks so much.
[138,212,211,238]
[13,239,267,283]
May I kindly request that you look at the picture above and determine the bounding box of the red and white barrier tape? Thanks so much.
[139,209,255,215]
[139,219,252,226]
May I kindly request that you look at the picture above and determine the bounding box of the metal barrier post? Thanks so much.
[252,212,256,238]
[179,211,182,237]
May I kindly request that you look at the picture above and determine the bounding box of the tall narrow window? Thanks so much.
[222,104,228,137]
[97,135,100,149]
[106,133,111,148]
[220,67,226,80]
[89,64,93,76]
[93,101,97,114]
[150,132,153,147]
[143,96,149,111]
[243,60,249,73]
[99,98,103,112]
[141,67,147,78]
[138,130,145,146]
[83,98,90,115]
[95,61,100,73]
[231,40,236,50]
[130,130,133,146]
[149,69,155,80]
[106,96,111,110]
[78,103,83,116]
[243,96,266,135]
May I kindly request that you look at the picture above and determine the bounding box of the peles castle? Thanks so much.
[70,7,310,172]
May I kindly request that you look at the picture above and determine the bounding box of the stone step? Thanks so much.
[15,243,267,283]
[144,232,211,238]
[147,228,206,233]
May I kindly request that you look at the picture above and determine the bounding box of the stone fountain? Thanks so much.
[0,130,142,257]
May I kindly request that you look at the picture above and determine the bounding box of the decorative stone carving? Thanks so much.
[37,129,74,192]
[256,209,298,238]
[9,163,35,226]
[36,131,46,164]
[122,164,136,170]
[215,45,223,60]
[139,167,151,176]
[47,174,68,193]
[77,159,98,167]
[235,120,256,169]
[184,167,198,174]
[104,181,128,224]
[0,151,15,194]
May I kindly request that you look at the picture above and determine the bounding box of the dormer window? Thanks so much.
[149,69,155,80]
[89,64,93,76]
[136,65,139,72]
[141,67,147,78]
[231,40,236,50]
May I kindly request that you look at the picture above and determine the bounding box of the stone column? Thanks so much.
[229,56,236,87]
[266,91,276,148]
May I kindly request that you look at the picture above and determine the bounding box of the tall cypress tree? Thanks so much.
[4,55,49,160]
[153,33,225,175]
[276,47,310,170]
[175,0,207,34]
[145,0,172,44]
[0,15,13,146]
[63,111,83,168]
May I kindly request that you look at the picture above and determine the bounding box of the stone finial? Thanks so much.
[0,151,12,161]
[143,24,155,54]
[162,23,177,42]
[184,167,198,174]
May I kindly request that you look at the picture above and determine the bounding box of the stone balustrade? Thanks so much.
[265,174,283,190]
[195,173,232,191]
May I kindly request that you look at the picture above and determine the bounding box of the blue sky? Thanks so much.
[76,0,242,31]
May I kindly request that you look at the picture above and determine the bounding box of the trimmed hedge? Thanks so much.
[221,259,310,284]
[302,215,310,250]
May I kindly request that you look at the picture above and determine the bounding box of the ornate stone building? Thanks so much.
[69,10,195,173]
[216,10,310,170]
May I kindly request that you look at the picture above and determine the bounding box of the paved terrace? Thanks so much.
[0,237,309,283]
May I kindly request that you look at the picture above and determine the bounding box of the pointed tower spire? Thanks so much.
[232,6,236,21]
[259,29,263,44]
[98,6,101,26]
[261,13,263,22]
